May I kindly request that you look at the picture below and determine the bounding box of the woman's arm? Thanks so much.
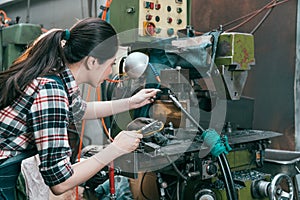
[50,130,142,195]
[83,88,160,119]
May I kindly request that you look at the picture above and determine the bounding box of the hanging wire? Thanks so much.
[222,0,290,33]
[250,0,289,34]
[250,3,275,34]
[76,85,92,200]
[101,0,112,21]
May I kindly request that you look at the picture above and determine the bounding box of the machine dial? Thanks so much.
[195,189,216,200]
[206,163,218,175]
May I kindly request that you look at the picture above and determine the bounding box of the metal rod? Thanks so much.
[26,0,30,23]
[168,91,237,200]
[168,92,204,132]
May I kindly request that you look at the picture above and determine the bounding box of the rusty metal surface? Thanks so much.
[191,0,297,150]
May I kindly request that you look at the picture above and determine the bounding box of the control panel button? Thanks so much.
[146,23,155,36]
[155,16,160,22]
[155,3,161,10]
[149,2,154,9]
[177,19,182,25]
[146,14,153,21]
[167,28,174,36]
[155,27,161,34]
[167,6,171,12]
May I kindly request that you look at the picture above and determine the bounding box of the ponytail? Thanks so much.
[0,17,118,109]
[0,29,66,109]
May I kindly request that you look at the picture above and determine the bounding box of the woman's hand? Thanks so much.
[92,130,142,166]
[129,88,161,109]
[112,130,143,154]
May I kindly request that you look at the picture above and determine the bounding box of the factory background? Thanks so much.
[0,0,297,150]
[1,0,300,199]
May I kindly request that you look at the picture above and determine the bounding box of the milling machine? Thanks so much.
[86,0,300,199]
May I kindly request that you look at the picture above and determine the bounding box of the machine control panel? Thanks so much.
[110,0,189,42]
[139,0,188,38]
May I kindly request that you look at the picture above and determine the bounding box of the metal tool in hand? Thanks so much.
[137,120,164,137]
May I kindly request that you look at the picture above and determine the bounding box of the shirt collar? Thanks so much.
[60,67,80,96]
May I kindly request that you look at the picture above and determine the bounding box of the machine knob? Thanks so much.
[167,28,174,36]
[177,7,183,13]
[177,19,182,25]
[144,2,150,9]
[155,16,160,22]
[149,2,154,9]
[167,17,173,24]
[195,189,216,200]
[146,14,152,21]
[167,6,171,12]
[146,23,155,36]
[155,3,161,10]
[155,27,161,34]
[206,163,218,175]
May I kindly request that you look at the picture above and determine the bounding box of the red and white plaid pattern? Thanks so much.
[0,68,86,186]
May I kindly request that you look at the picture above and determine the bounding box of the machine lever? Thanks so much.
[168,91,205,132]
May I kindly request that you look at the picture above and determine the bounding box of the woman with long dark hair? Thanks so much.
[0,17,158,199]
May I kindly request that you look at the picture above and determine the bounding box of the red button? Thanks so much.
[146,14,153,21]
[150,2,154,9]
[155,4,161,10]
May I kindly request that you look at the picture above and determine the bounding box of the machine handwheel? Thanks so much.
[269,173,294,200]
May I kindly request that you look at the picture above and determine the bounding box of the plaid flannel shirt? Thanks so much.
[0,67,87,186]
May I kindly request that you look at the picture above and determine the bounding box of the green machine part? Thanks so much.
[0,23,42,71]
[226,149,258,171]
[215,32,255,70]
[109,0,192,44]
[110,0,140,44]
[214,32,256,100]
[212,180,269,200]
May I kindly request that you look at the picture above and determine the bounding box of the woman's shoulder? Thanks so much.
[24,77,67,97]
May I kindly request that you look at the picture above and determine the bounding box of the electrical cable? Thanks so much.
[220,0,290,33]
[176,180,180,200]
[165,154,188,181]
[250,1,276,34]
[222,0,276,29]
[76,85,92,200]
[96,86,117,200]
[140,172,152,200]
[217,155,234,200]
[101,0,112,21]
[76,3,116,198]
[148,63,161,83]
[219,153,238,200]
[168,92,238,200]
[224,0,276,32]
[179,178,186,200]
